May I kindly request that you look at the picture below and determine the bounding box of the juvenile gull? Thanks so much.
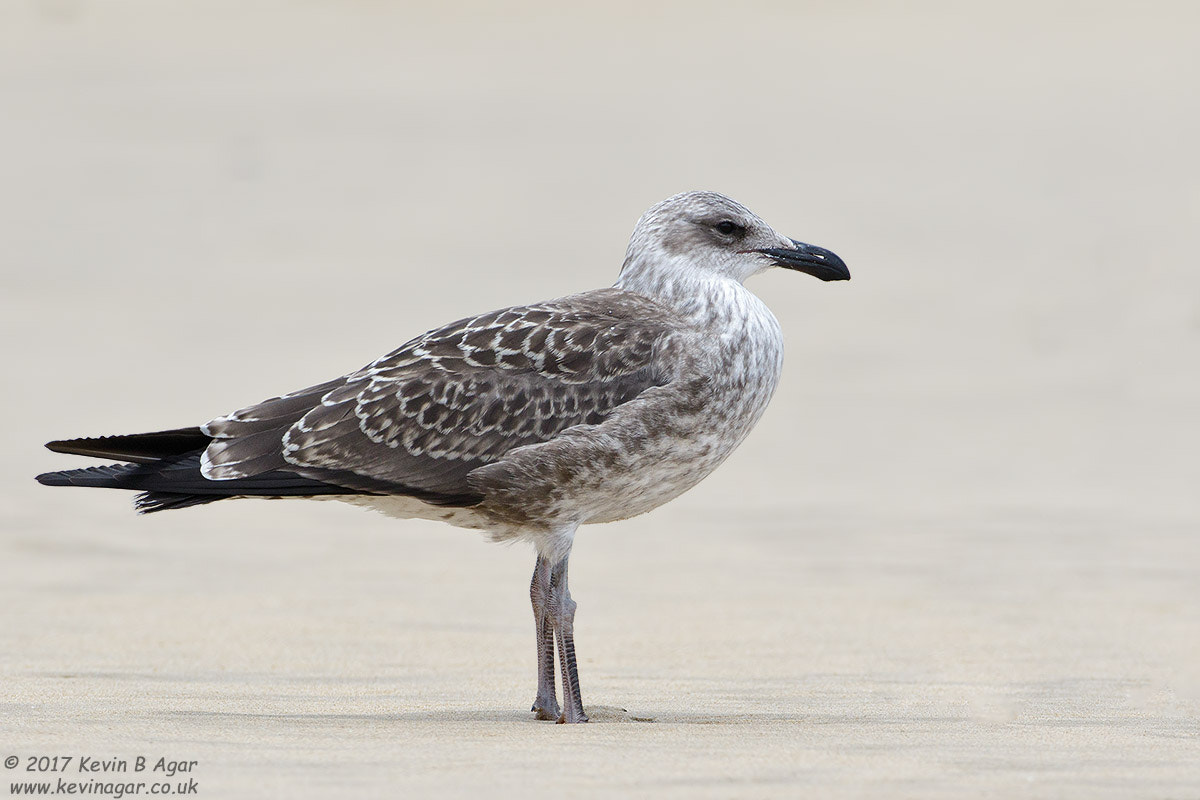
[36,191,849,723]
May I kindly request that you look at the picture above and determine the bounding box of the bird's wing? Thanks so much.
[201,289,683,500]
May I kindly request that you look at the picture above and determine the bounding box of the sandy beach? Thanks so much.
[2,1,1198,797]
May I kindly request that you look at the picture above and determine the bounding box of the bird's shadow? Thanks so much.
[169,706,834,727]
[39,671,817,726]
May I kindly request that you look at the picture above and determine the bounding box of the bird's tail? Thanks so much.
[36,427,358,513]
[43,428,214,464]
[34,460,218,512]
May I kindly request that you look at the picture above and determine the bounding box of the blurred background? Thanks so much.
[3,0,1197,521]
[2,1,1197,796]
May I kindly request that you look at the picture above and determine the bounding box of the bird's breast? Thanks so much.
[570,287,785,523]
[469,280,787,529]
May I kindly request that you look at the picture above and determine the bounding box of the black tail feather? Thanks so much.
[36,451,370,513]
[46,428,213,464]
[38,428,483,513]
[134,492,226,513]
[36,463,140,488]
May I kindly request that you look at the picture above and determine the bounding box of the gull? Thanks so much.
[36,191,849,723]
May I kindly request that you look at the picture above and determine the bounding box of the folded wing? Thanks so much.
[201,289,680,500]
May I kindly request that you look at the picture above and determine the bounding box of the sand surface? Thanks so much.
[2,1,1198,797]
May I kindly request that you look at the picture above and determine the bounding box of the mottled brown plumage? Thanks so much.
[202,290,680,503]
[36,191,849,723]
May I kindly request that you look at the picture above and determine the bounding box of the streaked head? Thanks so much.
[619,191,849,287]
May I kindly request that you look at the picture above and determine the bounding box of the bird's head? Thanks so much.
[618,191,850,289]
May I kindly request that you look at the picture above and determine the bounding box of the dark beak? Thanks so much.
[756,239,850,281]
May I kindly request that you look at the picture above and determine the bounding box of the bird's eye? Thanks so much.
[714,220,743,236]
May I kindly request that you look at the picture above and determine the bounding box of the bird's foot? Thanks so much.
[556,707,589,724]
[532,697,561,721]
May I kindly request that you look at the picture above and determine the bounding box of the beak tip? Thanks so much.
[759,240,850,282]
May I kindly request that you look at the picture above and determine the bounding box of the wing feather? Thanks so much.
[201,289,684,500]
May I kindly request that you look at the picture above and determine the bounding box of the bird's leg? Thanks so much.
[550,554,588,723]
[529,554,560,720]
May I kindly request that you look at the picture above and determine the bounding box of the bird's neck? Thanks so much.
[614,253,776,333]
[616,252,785,439]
